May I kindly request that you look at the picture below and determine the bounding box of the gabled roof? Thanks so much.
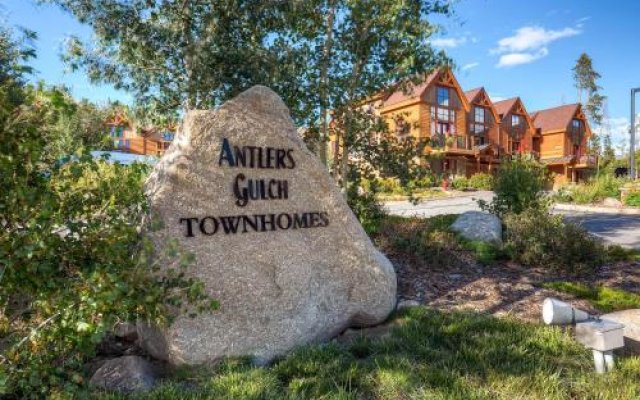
[464,87,483,102]
[530,103,581,132]
[383,70,440,107]
[382,66,470,111]
[493,97,518,117]
[465,87,499,121]
[493,96,537,134]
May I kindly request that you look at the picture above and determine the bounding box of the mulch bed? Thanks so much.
[383,243,640,323]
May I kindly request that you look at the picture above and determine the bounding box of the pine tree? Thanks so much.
[572,53,605,125]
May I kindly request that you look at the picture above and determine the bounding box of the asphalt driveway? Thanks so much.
[384,192,640,249]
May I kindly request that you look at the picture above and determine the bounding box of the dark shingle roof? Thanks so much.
[530,104,580,132]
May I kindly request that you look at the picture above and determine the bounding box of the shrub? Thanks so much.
[0,33,214,395]
[374,214,461,269]
[503,208,606,274]
[451,176,470,190]
[468,173,494,190]
[347,185,386,235]
[377,177,403,194]
[479,157,550,217]
[569,174,624,204]
[625,191,640,207]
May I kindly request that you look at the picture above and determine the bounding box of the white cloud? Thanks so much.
[602,116,640,156]
[461,62,479,71]
[497,48,549,67]
[431,37,467,48]
[492,25,581,68]
[576,16,591,28]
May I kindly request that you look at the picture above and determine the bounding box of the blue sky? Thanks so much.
[2,0,639,150]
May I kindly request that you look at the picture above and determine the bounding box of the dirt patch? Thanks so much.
[390,251,640,323]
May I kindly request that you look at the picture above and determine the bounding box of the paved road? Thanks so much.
[555,211,640,249]
[384,192,640,249]
[384,191,493,218]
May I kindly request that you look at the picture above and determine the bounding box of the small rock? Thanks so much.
[89,356,157,394]
[451,211,502,244]
[397,299,420,309]
[602,197,623,208]
[601,309,640,355]
[114,322,138,342]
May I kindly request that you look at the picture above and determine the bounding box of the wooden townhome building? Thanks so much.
[106,112,175,157]
[531,103,595,185]
[335,66,595,186]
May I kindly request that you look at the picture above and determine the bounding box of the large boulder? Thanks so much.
[601,309,640,355]
[451,211,502,244]
[141,86,396,365]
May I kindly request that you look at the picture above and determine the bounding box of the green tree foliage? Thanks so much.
[49,0,451,227]
[0,26,214,397]
[479,157,550,217]
[46,0,304,114]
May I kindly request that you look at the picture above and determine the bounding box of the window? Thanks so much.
[570,119,584,144]
[474,107,485,123]
[437,86,449,107]
[472,107,488,134]
[511,114,521,128]
[511,140,521,153]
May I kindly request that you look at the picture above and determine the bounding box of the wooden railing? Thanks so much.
[577,154,597,166]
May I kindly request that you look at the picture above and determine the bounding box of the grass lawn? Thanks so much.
[542,282,640,313]
[97,307,640,399]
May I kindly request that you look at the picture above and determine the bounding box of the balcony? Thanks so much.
[576,154,597,167]
[429,134,482,154]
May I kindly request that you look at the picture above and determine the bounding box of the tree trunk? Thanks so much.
[318,0,336,166]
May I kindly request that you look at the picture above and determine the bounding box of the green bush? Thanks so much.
[377,177,403,194]
[451,176,470,190]
[568,174,624,204]
[0,31,214,396]
[468,173,494,190]
[479,157,550,217]
[503,208,606,274]
[347,185,386,235]
[625,191,640,207]
[374,214,461,269]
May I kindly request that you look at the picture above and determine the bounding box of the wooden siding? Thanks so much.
[540,131,566,158]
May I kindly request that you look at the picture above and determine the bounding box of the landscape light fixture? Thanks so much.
[631,88,640,179]
[542,298,625,374]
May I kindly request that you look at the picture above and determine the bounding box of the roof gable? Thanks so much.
[493,97,535,132]
[466,87,499,121]
[530,103,582,133]
[383,67,470,111]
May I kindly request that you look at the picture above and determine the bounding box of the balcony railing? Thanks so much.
[430,134,478,151]
[577,154,597,166]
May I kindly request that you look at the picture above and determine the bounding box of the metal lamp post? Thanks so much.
[632,88,640,180]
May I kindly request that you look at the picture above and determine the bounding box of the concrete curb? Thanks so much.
[553,203,640,215]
